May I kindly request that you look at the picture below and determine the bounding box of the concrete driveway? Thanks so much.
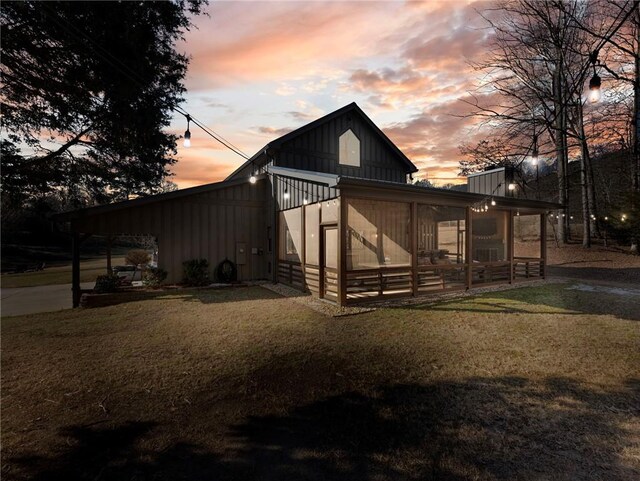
[1,282,93,317]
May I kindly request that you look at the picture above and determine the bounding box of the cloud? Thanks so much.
[169,1,499,187]
[257,126,293,137]
[182,2,403,90]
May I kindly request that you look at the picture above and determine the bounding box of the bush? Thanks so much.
[182,259,209,286]
[143,267,168,287]
[125,249,151,267]
[94,274,121,293]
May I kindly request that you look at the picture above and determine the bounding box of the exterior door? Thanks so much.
[321,226,338,300]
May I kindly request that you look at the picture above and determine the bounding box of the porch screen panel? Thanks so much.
[513,214,543,279]
[471,210,508,262]
[305,204,320,265]
[417,204,466,265]
[346,199,411,270]
[321,199,339,224]
[514,214,541,258]
[279,207,302,263]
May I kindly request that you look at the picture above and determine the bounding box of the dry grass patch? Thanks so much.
[2,284,639,480]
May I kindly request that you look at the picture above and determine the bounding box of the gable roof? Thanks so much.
[226,102,418,180]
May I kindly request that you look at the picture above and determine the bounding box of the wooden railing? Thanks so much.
[471,261,511,285]
[277,260,304,289]
[324,267,338,300]
[305,264,320,295]
[345,266,412,301]
[279,257,544,305]
[417,264,467,293]
[513,257,544,279]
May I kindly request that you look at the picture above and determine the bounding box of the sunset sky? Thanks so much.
[169,1,493,188]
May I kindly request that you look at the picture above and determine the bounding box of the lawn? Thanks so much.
[2,283,639,480]
[0,256,125,288]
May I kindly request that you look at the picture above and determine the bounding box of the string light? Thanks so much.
[183,115,191,148]
[283,186,290,199]
[491,198,496,206]
[588,51,602,103]
[508,183,516,191]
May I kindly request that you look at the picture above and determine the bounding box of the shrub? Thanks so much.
[94,274,121,293]
[143,267,168,287]
[125,249,151,267]
[182,259,209,286]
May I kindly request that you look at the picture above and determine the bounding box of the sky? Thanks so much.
[168,0,494,188]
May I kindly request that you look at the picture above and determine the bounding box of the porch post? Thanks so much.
[272,175,279,283]
[338,195,347,307]
[508,211,514,284]
[540,212,547,278]
[72,230,81,308]
[301,203,306,290]
[411,202,418,297]
[466,206,473,290]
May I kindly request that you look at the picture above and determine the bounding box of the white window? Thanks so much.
[339,129,360,167]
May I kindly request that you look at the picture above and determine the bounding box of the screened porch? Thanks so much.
[276,183,550,306]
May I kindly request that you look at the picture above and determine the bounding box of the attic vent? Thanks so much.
[339,129,360,167]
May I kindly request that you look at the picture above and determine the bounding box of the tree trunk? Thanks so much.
[554,58,569,244]
[579,149,592,247]
[577,102,598,239]
[633,7,640,192]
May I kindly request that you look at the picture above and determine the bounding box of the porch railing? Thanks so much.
[278,257,544,304]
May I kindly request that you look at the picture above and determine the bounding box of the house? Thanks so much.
[57,102,560,307]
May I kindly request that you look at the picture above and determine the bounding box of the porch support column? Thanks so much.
[338,195,347,307]
[272,175,279,283]
[508,211,514,284]
[466,206,473,290]
[540,212,547,278]
[72,230,81,308]
[411,202,418,297]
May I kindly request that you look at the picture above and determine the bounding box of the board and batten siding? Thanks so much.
[274,112,408,183]
[73,181,269,283]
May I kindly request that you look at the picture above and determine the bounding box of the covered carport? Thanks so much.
[55,176,271,307]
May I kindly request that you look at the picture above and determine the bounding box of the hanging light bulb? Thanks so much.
[283,186,290,199]
[508,183,516,191]
[491,198,496,206]
[303,197,309,205]
[589,72,601,103]
[183,115,191,148]
[249,169,257,184]
[531,140,538,165]
[588,51,601,104]
[484,202,488,211]
[516,210,520,216]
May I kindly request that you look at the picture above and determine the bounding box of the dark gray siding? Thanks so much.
[275,113,408,183]
[73,181,270,283]
[468,169,506,197]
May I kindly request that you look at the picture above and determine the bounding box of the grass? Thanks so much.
[2,283,639,480]
[0,256,125,288]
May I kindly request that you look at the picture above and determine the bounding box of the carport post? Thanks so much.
[106,236,113,275]
[72,230,81,308]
